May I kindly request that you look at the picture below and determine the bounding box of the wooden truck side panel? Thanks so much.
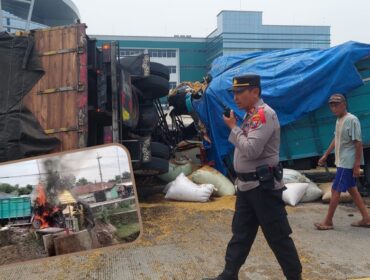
[23,24,88,152]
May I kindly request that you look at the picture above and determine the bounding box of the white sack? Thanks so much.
[165,173,214,202]
[300,182,323,202]
[283,169,310,183]
[158,161,193,183]
[283,183,309,206]
[189,165,235,196]
[283,169,322,202]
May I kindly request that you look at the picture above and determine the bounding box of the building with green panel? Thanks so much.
[95,35,207,89]
[94,10,330,87]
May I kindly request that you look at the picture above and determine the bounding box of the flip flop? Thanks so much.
[314,222,334,230]
[351,221,370,228]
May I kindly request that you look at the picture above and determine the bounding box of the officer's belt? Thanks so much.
[236,172,258,182]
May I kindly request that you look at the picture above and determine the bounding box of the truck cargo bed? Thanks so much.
[23,24,88,152]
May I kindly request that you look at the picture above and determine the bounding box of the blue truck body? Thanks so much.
[0,197,31,220]
[280,57,370,166]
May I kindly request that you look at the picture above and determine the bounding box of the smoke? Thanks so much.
[41,158,76,206]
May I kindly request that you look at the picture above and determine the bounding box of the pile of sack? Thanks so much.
[160,162,235,202]
[282,169,323,206]
[282,169,353,206]
[159,164,350,206]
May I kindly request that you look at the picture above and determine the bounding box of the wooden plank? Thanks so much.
[36,227,66,234]
[23,25,88,152]
[0,227,10,246]
[42,231,67,256]
[54,230,93,255]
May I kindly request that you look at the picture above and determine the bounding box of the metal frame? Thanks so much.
[110,41,119,143]
[0,0,35,32]
[25,0,35,32]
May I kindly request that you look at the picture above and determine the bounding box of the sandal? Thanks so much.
[351,220,370,228]
[314,222,334,230]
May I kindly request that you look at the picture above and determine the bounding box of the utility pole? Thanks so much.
[116,147,122,183]
[97,154,103,184]
[36,159,42,182]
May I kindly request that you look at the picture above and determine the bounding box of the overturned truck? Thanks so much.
[0,24,170,176]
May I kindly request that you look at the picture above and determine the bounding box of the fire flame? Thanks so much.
[35,184,47,206]
[32,184,60,229]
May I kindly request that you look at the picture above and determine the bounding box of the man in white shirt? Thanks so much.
[315,93,370,230]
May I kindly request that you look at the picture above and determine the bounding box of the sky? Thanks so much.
[0,146,131,187]
[74,0,370,46]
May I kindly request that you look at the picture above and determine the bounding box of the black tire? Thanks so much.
[120,54,147,77]
[150,62,170,81]
[133,75,169,100]
[136,104,158,130]
[151,142,170,159]
[134,157,169,176]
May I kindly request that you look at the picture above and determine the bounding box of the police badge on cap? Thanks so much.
[229,74,261,92]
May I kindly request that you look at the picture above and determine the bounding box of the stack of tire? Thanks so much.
[121,57,171,176]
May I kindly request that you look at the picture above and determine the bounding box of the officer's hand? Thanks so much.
[223,110,237,129]
[318,155,327,167]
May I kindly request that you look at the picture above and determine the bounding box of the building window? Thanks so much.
[167,50,176,57]
[168,66,176,74]
[6,18,11,32]
[148,49,176,58]
[169,82,177,89]
[120,49,144,57]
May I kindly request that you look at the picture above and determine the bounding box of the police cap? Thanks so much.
[229,74,261,92]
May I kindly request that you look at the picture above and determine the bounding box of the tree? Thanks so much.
[0,183,17,194]
[18,185,33,195]
[76,178,89,186]
[122,172,131,180]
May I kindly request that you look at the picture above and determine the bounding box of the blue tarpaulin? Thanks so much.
[192,41,370,174]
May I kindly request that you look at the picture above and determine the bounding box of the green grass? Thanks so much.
[109,204,135,215]
[115,223,140,240]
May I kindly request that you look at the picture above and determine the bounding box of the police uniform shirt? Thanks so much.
[228,98,284,191]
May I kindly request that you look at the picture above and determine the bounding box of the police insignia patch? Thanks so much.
[250,112,263,129]
[250,119,262,129]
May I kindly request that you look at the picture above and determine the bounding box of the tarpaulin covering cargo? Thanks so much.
[0,32,59,162]
[192,41,370,174]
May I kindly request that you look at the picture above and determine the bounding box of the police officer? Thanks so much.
[203,74,302,280]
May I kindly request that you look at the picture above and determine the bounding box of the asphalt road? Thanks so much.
[0,195,369,280]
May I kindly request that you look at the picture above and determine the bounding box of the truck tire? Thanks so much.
[150,62,170,81]
[151,142,170,159]
[136,104,158,130]
[120,54,148,77]
[133,75,169,100]
[134,157,169,176]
